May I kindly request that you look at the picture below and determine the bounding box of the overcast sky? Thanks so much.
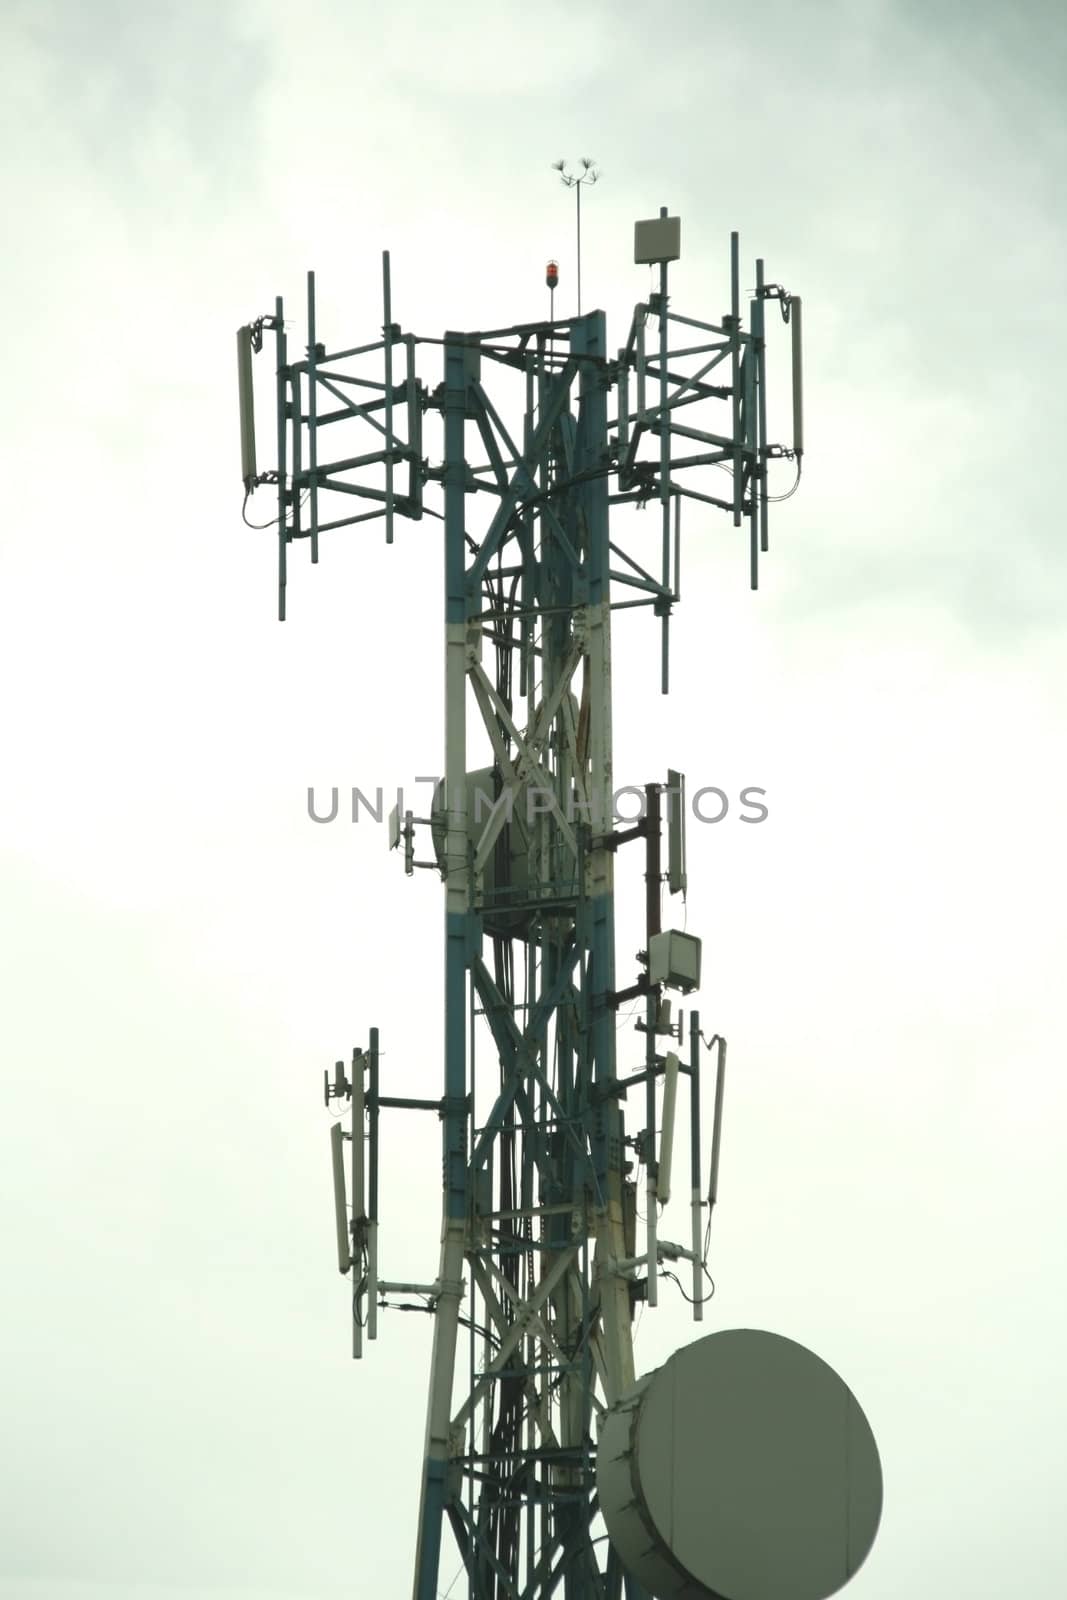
[2,1,1066,1597]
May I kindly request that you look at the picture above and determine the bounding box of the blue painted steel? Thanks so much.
[416,1462,448,1600]
[467,361,579,592]
[443,335,469,1217]
[571,310,617,1207]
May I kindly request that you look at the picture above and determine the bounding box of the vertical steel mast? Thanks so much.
[411,307,639,1599]
[237,212,804,1600]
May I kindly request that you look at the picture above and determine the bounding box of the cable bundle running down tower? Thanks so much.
[235,212,881,1600]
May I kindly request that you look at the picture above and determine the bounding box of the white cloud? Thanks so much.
[2,1,1065,1595]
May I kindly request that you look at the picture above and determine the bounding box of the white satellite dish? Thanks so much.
[598,1328,882,1600]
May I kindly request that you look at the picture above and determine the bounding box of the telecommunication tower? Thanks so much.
[236,203,881,1600]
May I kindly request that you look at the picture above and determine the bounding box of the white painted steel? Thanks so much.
[412,607,470,1596]
[585,596,637,1405]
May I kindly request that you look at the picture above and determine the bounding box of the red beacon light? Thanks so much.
[546,260,559,291]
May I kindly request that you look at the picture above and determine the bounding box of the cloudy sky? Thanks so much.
[2,1,1065,1596]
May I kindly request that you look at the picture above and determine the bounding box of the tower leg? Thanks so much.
[412,337,472,1600]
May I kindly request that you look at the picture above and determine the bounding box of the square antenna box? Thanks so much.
[634,216,681,265]
[648,929,701,995]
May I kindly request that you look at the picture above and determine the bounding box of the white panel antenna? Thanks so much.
[791,296,804,457]
[667,768,687,896]
[656,1050,679,1205]
[634,214,681,264]
[236,325,257,490]
[329,1120,350,1273]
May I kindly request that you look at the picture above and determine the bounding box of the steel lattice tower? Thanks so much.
[237,210,803,1600]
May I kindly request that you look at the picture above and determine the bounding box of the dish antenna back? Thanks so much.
[599,1328,883,1600]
